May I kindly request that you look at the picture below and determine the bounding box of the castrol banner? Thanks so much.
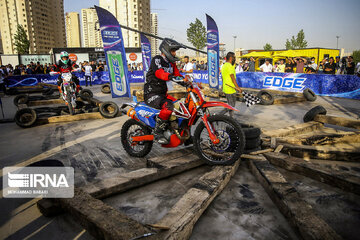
[95,6,131,98]
[206,14,220,89]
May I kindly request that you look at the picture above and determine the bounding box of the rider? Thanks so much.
[144,38,186,144]
[54,51,80,95]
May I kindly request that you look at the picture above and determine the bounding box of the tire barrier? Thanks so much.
[303,105,327,122]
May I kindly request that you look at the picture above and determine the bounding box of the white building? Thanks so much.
[99,0,151,48]
[81,8,103,48]
[150,13,159,56]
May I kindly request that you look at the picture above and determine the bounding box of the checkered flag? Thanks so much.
[243,91,261,107]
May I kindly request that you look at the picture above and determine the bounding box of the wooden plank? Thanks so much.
[82,151,203,199]
[274,145,284,152]
[154,160,241,240]
[273,132,360,146]
[249,148,273,155]
[264,152,360,195]
[273,96,307,105]
[262,122,324,138]
[279,142,360,162]
[46,112,104,123]
[314,114,360,130]
[248,155,342,240]
[57,188,153,240]
[28,99,63,106]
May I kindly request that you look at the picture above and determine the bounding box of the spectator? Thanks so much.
[346,56,355,75]
[285,58,295,73]
[13,65,21,75]
[103,61,108,71]
[24,64,32,74]
[192,59,197,70]
[317,58,327,74]
[91,61,97,72]
[235,61,243,73]
[324,57,336,74]
[275,59,285,72]
[242,59,249,72]
[219,52,241,118]
[260,59,273,72]
[305,57,317,74]
[248,57,255,72]
[182,56,193,77]
[34,62,43,74]
[295,57,306,73]
[97,63,104,72]
[83,62,93,87]
[335,56,341,74]
[199,60,206,70]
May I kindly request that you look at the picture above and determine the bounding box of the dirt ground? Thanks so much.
[0,85,359,240]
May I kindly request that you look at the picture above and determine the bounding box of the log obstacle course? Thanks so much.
[14,89,120,128]
[35,105,360,239]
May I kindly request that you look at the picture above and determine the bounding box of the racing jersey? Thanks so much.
[144,55,182,97]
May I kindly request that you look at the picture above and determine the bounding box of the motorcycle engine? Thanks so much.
[169,115,178,130]
[163,130,173,140]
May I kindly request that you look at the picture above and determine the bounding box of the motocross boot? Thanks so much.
[58,86,63,99]
[154,116,169,144]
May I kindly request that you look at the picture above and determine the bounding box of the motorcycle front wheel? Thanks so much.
[193,115,245,165]
[66,94,74,115]
[121,119,153,157]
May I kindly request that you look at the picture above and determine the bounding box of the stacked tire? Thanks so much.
[241,123,262,153]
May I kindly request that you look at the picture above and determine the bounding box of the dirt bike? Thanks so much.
[50,71,77,115]
[120,76,245,165]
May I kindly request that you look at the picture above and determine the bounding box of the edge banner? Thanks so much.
[206,14,220,89]
[95,6,131,98]
[140,33,151,73]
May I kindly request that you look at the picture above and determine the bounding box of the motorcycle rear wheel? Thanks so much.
[194,115,245,165]
[121,119,153,157]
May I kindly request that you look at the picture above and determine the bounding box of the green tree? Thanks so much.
[285,29,308,49]
[352,50,360,64]
[263,43,273,51]
[14,24,30,54]
[186,18,206,56]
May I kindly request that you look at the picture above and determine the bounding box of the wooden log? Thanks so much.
[27,99,64,106]
[57,188,153,240]
[249,148,273,155]
[45,112,104,123]
[314,114,360,130]
[273,96,307,105]
[248,155,342,240]
[264,152,360,195]
[279,142,360,162]
[262,122,324,138]
[154,160,241,240]
[82,149,203,199]
[273,132,360,146]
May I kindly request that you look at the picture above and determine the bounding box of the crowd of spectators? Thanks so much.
[234,56,359,75]
[0,60,112,78]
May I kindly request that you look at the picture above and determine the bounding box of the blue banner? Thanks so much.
[5,71,144,88]
[206,14,220,90]
[95,6,131,98]
[140,34,151,73]
[6,71,360,99]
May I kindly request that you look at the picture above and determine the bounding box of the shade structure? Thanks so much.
[241,51,273,58]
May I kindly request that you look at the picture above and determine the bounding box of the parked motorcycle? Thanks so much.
[120,76,245,165]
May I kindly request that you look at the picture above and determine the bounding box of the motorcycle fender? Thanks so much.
[202,101,239,111]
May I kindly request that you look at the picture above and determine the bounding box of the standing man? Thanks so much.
[181,56,193,78]
[248,57,255,72]
[295,57,307,73]
[324,57,336,74]
[346,56,355,75]
[83,62,93,87]
[260,59,273,72]
[219,52,241,118]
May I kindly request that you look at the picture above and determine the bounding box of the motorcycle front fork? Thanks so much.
[200,112,220,145]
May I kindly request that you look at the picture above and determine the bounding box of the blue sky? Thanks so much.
[65,0,360,54]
